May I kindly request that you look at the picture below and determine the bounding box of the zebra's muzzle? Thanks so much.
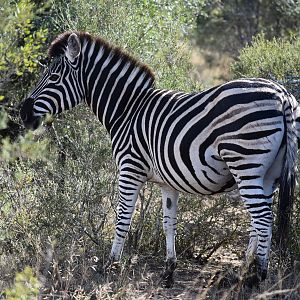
[20,98,42,130]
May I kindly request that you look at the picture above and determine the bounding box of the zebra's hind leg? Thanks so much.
[240,185,274,281]
[160,185,179,288]
[242,225,261,287]
[246,225,258,264]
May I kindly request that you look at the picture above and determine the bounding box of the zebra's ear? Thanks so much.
[66,33,81,61]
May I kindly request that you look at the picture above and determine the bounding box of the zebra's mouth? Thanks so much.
[20,98,42,130]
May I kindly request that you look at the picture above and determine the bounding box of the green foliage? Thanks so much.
[0,0,48,77]
[0,108,116,278]
[53,0,204,91]
[0,0,52,165]
[0,108,8,130]
[196,0,300,56]
[1,130,49,162]
[4,267,40,300]
[0,0,52,168]
[231,35,300,80]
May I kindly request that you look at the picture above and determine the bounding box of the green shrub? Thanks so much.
[4,267,40,300]
[53,0,203,91]
[0,0,49,98]
[231,34,300,81]
[0,0,52,161]
[196,0,300,57]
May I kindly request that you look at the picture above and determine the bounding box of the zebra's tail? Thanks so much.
[276,93,298,250]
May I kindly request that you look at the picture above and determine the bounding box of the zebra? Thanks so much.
[20,31,299,286]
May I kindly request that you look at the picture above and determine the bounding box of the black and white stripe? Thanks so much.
[20,32,299,284]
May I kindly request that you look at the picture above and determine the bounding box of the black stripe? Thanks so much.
[219,143,271,155]
[202,170,217,184]
[217,177,236,192]
[211,155,223,161]
[239,175,261,181]
[253,221,271,227]
[245,202,272,208]
[237,128,282,140]
[229,163,262,170]
[239,185,264,190]
[224,156,244,162]
[240,193,273,199]
[248,207,272,214]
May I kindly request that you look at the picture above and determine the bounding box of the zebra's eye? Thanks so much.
[49,74,60,81]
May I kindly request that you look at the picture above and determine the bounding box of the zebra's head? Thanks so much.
[20,32,84,129]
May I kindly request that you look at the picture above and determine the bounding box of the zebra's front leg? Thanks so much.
[160,185,179,288]
[106,175,143,268]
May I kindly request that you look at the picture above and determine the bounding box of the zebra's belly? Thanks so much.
[149,156,236,195]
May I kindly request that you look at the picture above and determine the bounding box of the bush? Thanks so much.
[0,0,53,170]
[231,35,300,81]
[0,0,49,103]
[196,0,300,57]
[53,0,202,91]
[4,267,40,300]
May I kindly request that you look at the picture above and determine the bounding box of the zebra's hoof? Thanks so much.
[261,270,267,281]
[160,271,174,288]
[256,263,268,282]
[244,262,267,287]
[244,273,260,288]
[160,259,176,288]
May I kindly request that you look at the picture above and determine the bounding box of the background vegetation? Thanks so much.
[1,0,299,299]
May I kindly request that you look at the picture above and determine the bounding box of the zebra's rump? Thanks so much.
[142,78,288,195]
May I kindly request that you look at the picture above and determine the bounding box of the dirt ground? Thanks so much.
[96,243,300,300]
[127,248,246,300]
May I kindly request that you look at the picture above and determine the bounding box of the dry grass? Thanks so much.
[11,238,296,299]
[1,189,299,299]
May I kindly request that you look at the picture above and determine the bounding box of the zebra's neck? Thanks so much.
[82,40,155,134]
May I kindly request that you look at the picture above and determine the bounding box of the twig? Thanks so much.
[251,283,300,300]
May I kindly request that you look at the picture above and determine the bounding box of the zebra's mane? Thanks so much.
[48,31,155,82]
